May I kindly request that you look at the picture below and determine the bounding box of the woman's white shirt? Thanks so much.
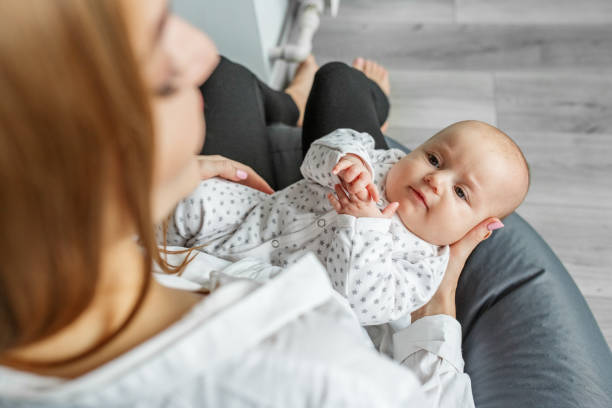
[0,253,475,407]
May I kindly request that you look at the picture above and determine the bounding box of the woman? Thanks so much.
[0,0,499,406]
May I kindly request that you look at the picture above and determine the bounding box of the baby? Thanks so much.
[159,120,530,327]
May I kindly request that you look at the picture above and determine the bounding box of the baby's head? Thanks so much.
[385,120,530,246]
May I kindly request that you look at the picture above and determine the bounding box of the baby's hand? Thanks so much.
[332,154,380,202]
[328,184,399,219]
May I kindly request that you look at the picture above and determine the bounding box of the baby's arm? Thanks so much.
[157,178,266,247]
[300,128,376,191]
[327,215,449,325]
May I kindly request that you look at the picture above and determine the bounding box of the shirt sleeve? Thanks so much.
[393,315,476,408]
[327,214,449,326]
[300,128,377,190]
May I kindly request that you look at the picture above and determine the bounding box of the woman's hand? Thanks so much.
[410,218,505,321]
[196,155,274,194]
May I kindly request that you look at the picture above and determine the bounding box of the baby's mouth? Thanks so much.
[410,186,429,209]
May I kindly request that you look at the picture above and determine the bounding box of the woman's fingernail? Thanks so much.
[236,170,248,179]
[487,221,504,231]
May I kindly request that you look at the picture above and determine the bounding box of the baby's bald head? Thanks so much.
[430,120,530,218]
[385,120,530,245]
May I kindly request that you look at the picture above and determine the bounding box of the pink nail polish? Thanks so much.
[487,221,504,231]
[236,170,247,179]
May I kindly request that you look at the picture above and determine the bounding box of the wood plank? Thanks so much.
[516,203,612,286]
[328,0,455,23]
[510,131,612,208]
[386,70,496,129]
[567,265,612,299]
[385,126,439,149]
[585,296,612,349]
[314,20,612,71]
[456,0,612,24]
[495,72,612,133]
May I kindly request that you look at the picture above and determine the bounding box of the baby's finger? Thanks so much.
[348,172,370,194]
[341,165,361,183]
[381,202,399,218]
[354,189,370,201]
[332,159,353,175]
[366,183,380,202]
[334,184,351,205]
[327,193,343,213]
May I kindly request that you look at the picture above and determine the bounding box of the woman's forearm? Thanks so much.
[394,315,476,408]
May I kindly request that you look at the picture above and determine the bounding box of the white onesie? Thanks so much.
[159,129,449,327]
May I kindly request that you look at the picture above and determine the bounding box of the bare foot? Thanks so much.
[352,57,390,133]
[285,55,319,127]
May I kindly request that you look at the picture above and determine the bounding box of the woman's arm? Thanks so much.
[391,217,505,407]
[394,315,475,407]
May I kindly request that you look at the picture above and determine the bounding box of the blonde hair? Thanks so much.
[0,0,186,357]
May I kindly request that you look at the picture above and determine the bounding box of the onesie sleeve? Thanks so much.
[156,178,266,248]
[368,148,407,187]
[300,128,377,190]
[326,214,449,326]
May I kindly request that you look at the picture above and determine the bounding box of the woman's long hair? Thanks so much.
[0,0,179,355]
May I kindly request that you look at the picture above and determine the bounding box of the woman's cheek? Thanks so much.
[152,91,204,186]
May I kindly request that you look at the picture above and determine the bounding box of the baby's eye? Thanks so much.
[454,186,467,201]
[427,154,440,168]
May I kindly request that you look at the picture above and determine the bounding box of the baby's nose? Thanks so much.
[424,172,452,195]
[424,174,439,194]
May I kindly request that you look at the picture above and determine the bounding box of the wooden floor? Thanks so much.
[313,0,612,347]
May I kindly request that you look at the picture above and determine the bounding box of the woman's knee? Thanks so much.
[314,61,355,83]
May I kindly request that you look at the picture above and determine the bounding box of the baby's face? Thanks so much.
[385,123,524,246]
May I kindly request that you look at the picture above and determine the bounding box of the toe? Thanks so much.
[352,57,365,70]
[372,63,381,77]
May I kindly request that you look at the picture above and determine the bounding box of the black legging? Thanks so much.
[199,56,390,188]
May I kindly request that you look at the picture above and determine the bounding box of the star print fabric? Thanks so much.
[158,129,449,326]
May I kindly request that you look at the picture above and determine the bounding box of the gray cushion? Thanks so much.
[267,123,612,408]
